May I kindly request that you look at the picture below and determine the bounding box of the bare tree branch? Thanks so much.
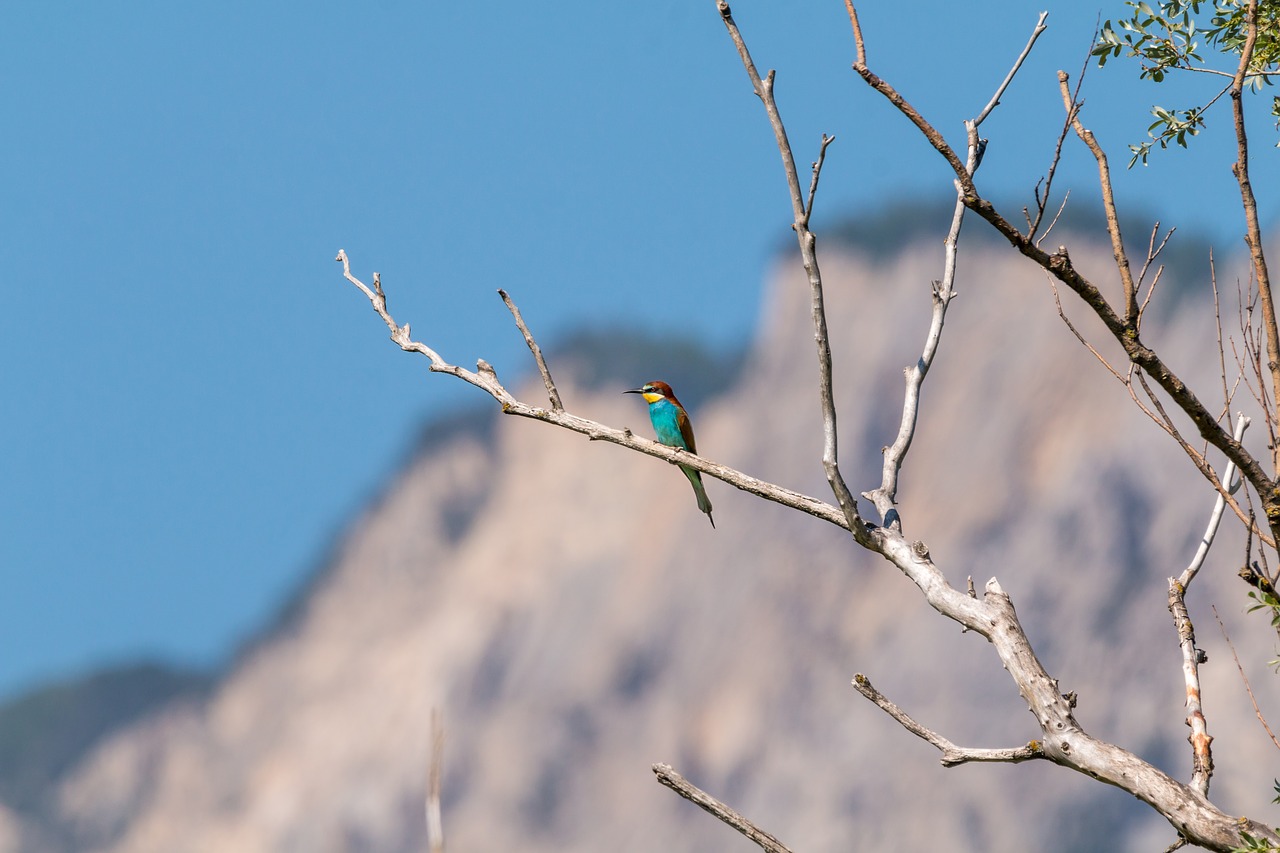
[852,674,1045,767]
[336,250,851,530]
[804,133,836,220]
[862,11,1047,529]
[1180,414,1250,589]
[652,763,795,853]
[498,288,563,412]
[1057,70,1139,325]
[1229,0,1280,475]
[715,0,866,540]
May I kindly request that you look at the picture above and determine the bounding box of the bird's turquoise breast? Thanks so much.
[647,399,687,449]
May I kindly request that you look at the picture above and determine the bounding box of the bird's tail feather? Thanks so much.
[682,466,715,529]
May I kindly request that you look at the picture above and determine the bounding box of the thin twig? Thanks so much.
[1134,222,1175,331]
[1048,276,1127,382]
[853,675,1045,767]
[653,763,795,853]
[1180,414,1250,588]
[1213,607,1280,750]
[1057,70,1138,324]
[804,133,836,219]
[842,0,866,66]
[1030,30,1089,242]
[427,708,445,853]
[498,288,563,412]
[972,11,1049,127]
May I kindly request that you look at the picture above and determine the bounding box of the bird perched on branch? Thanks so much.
[625,380,715,528]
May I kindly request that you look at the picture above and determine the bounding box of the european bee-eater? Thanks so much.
[625,380,715,528]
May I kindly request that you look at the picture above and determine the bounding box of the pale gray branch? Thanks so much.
[863,11,1048,528]
[1181,413,1250,588]
[336,250,849,530]
[498,288,563,412]
[852,674,1044,767]
[715,0,865,540]
[653,763,795,853]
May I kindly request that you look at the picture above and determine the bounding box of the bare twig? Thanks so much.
[842,0,866,66]
[1134,222,1175,331]
[1030,33,1088,242]
[427,708,445,853]
[972,11,1049,127]
[1213,607,1280,750]
[498,288,563,412]
[852,674,1045,767]
[716,0,866,540]
[653,763,795,853]
[1057,70,1138,325]
[1180,414,1250,588]
[804,133,836,219]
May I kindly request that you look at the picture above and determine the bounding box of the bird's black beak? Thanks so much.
[623,388,643,395]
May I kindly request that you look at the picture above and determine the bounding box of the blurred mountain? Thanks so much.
[3,223,1278,853]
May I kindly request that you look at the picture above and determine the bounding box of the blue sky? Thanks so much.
[1,1,1274,702]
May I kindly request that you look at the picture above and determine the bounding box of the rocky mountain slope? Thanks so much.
[6,231,1279,852]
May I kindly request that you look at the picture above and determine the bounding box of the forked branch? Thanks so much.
[335,250,851,529]
[863,10,1048,528]
[716,0,865,540]
[853,674,1045,767]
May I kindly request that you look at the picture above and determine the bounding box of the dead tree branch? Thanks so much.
[715,0,866,541]
[499,289,563,412]
[852,674,1045,767]
[336,250,850,530]
[653,763,795,853]
[863,10,1048,529]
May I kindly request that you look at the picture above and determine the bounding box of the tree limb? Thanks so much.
[1167,413,1248,802]
[499,288,563,412]
[716,0,866,541]
[653,763,795,853]
[863,10,1047,528]
[852,674,1045,767]
[336,249,852,530]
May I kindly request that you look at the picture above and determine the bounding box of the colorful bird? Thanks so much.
[625,380,715,528]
